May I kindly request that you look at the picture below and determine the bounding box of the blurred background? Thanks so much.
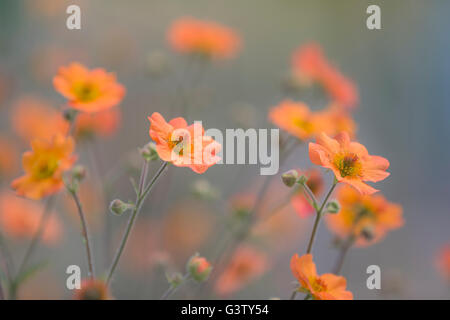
[0,0,449,299]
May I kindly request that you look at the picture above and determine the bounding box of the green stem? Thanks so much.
[106,161,168,285]
[306,180,337,254]
[68,188,95,279]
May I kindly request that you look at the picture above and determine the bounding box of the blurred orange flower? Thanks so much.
[290,253,353,300]
[12,134,76,200]
[269,100,324,141]
[74,279,110,300]
[436,245,450,281]
[215,246,267,296]
[316,105,357,138]
[0,192,61,244]
[11,96,69,142]
[291,43,358,109]
[148,112,221,174]
[0,136,18,178]
[326,185,403,246]
[53,62,125,113]
[291,168,324,218]
[168,17,240,59]
[309,132,389,195]
[74,108,121,139]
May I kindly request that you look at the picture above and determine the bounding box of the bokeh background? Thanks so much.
[0,0,449,299]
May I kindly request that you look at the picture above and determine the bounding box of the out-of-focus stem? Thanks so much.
[106,161,168,285]
[332,235,355,275]
[68,188,95,279]
[160,274,190,300]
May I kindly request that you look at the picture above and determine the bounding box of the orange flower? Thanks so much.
[291,168,324,218]
[11,134,76,200]
[53,62,125,113]
[74,107,121,139]
[74,279,110,300]
[291,43,358,109]
[0,192,61,244]
[11,96,69,142]
[148,112,221,174]
[436,245,450,281]
[0,136,18,178]
[309,132,390,195]
[291,253,353,300]
[325,185,403,246]
[215,246,267,296]
[269,100,324,141]
[315,105,357,139]
[168,18,240,59]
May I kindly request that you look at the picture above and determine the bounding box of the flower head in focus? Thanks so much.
[269,100,324,141]
[291,168,324,218]
[53,62,125,113]
[215,246,267,296]
[0,191,61,244]
[309,132,389,195]
[148,112,221,174]
[74,279,110,300]
[291,43,358,109]
[326,185,403,246]
[11,134,76,200]
[11,96,69,142]
[168,17,240,59]
[290,253,353,300]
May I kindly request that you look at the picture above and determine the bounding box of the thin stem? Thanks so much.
[106,161,168,285]
[290,290,298,300]
[332,236,355,275]
[0,276,4,300]
[68,188,95,279]
[306,180,337,254]
[0,232,14,283]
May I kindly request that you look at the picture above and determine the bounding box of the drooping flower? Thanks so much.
[325,185,403,246]
[436,245,450,281]
[11,134,76,200]
[309,132,390,195]
[53,62,125,113]
[167,17,240,59]
[0,191,61,244]
[74,279,110,300]
[215,246,267,296]
[73,107,121,139]
[268,100,324,141]
[291,168,324,218]
[291,43,358,109]
[11,96,69,142]
[148,112,221,174]
[290,253,353,300]
[0,136,18,179]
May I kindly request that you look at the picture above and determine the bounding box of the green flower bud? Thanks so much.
[139,142,159,162]
[326,200,341,214]
[109,199,134,216]
[282,169,299,187]
[186,253,212,282]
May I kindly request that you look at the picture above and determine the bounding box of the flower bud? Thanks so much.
[326,200,341,214]
[282,169,299,187]
[139,142,159,162]
[361,226,375,241]
[191,179,218,200]
[186,254,212,282]
[166,272,184,288]
[71,165,86,182]
[109,199,134,216]
[63,108,78,123]
[297,175,308,185]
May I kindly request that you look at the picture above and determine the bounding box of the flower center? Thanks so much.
[333,152,362,178]
[169,136,185,156]
[73,82,101,102]
[311,277,327,292]
[293,117,313,133]
[32,157,59,180]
